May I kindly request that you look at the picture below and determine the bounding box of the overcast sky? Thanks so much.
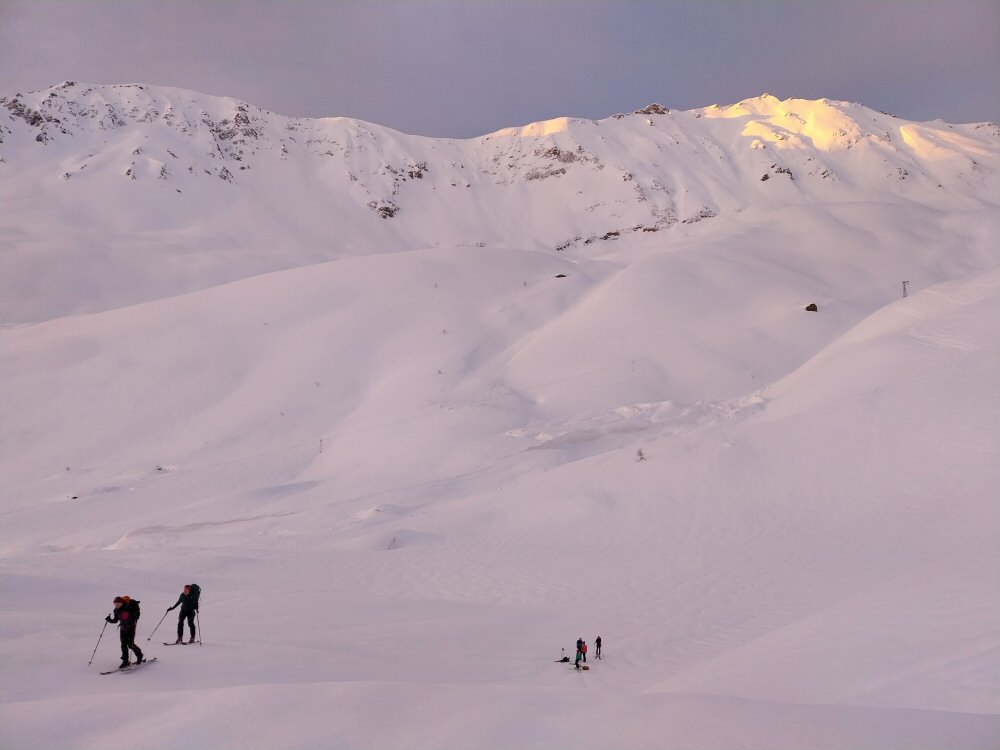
[1,0,998,137]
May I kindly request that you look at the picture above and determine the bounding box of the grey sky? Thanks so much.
[2,0,998,137]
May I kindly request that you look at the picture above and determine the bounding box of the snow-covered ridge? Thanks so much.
[1,81,999,325]
[4,82,997,196]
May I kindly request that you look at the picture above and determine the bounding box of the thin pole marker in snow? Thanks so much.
[902,280,909,298]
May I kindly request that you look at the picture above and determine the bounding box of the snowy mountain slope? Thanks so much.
[2,82,998,323]
[1,83,999,750]
[2,263,997,750]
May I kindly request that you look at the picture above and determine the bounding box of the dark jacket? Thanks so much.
[107,599,141,630]
[169,591,198,613]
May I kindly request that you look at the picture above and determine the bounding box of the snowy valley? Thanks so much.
[1,82,999,749]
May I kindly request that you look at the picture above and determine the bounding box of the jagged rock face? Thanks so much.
[1,82,998,323]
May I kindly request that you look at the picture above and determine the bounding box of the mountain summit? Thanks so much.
[2,82,998,323]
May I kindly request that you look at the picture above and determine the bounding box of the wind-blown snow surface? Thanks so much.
[2,83,999,749]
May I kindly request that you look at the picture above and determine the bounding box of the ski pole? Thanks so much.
[88,619,109,666]
[196,610,203,645]
[147,608,170,641]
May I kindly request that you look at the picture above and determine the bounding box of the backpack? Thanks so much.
[189,584,201,607]
[127,598,141,620]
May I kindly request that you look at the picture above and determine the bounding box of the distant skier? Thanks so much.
[166,584,199,644]
[106,596,144,668]
[582,640,588,663]
[575,637,584,669]
[595,635,602,659]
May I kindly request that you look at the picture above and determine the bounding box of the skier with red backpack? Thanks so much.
[105,595,144,668]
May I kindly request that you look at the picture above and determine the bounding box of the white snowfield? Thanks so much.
[1,83,998,750]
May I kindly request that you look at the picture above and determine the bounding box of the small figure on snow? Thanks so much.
[575,637,584,669]
[595,635,602,659]
[166,583,200,644]
[106,595,143,668]
[582,640,588,663]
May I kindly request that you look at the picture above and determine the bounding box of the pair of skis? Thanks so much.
[99,657,158,675]
[98,640,198,674]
